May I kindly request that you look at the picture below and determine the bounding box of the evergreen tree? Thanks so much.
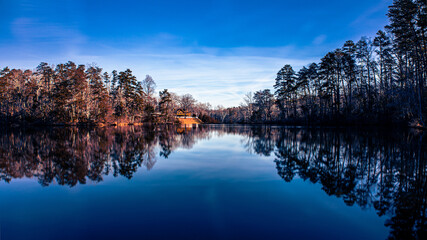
[159,89,174,123]
[274,65,296,120]
[87,66,111,122]
[116,69,143,122]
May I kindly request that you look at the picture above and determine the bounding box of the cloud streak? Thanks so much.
[1,20,319,108]
[0,41,318,107]
[88,49,317,107]
[0,0,392,107]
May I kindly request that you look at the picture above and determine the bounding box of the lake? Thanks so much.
[0,125,425,239]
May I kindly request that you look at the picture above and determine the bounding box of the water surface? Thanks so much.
[0,125,425,239]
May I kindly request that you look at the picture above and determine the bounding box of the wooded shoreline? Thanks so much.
[1,1,425,128]
[0,120,422,131]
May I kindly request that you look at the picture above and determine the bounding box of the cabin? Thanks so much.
[176,109,192,118]
[175,109,203,125]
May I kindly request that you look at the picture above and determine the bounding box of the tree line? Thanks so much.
[209,0,426,127]
[0,61,216,125]
[1,0,424,127]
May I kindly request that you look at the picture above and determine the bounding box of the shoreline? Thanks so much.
[1,121,424,131]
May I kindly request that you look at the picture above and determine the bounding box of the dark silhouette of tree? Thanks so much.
[274,65,296,119]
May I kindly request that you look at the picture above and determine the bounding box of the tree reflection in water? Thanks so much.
[245,126,426,240]
[0,125,212,186]
[0,125,425,239]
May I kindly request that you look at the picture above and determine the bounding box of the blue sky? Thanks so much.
[0,0,391,107]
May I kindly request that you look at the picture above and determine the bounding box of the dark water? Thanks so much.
[0,125,425,240]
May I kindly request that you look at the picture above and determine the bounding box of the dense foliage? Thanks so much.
[0,62,143,124]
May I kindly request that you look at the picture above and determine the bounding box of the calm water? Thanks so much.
[0,125,425,240]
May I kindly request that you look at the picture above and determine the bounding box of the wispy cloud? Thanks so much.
[350,0,390,37]
[0,29,318,107]
[6,17,86,58]
[82,49,317,107]
[312,34,327,45]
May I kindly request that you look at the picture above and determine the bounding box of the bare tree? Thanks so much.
[215,105,228,122]
[179,94,196,113]
[242,92,254,122]
[142,75,156,98]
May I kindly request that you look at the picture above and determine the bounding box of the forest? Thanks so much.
[0,61,216,125]
[0,58,219,126]
[0,0,425,127]
[209,0,427,127]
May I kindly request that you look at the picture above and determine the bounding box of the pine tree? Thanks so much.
[274,65,296,119]
[159,89,173,123]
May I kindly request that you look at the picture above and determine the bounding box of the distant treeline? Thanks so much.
[0,61,217,125]
[209,0,426,127]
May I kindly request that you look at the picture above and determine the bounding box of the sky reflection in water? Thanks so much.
[0,125,425,240]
